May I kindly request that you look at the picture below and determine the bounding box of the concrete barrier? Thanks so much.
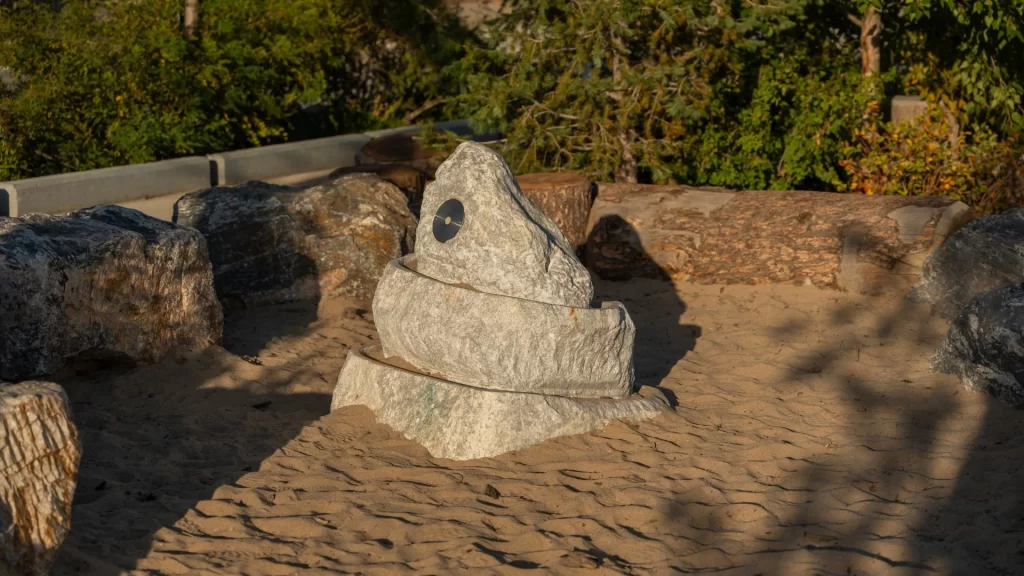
[0,157,212,217]
[210,133,372,186]
[362,118,476,139]
[0,118,491,218]
[890,95,928,126]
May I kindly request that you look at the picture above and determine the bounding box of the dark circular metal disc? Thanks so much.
[432,199,464,243]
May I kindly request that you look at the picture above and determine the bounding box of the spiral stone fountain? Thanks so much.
[331,142,670,460]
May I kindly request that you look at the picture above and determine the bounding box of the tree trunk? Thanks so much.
[184,0,198,38]
[613,129,638,184]
[0,381,81,576]
[860,7,882,78]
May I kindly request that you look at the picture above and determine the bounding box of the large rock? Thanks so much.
[333,142,669,460]
[0,205,222,381]
[586,184,973,294]
[329,163,430,216]
[415,142,593,307]
[0,381,80,576]
[374,256,634,398]
[355,132,445,177]
[931,282,1024,408]
[332,347,669,460]
[174,174,416,306]
[515,172,594,250]
[909,208,1024,319]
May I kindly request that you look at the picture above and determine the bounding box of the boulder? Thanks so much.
[0,205,222,381]
[0,381,81,576]
[415,142,593,307]
[374,256,634,398]
[332,347,669,460]
[931,282,1024,408]
[329,163,429,217]
[515,172,594,250]
[909,208,1024,319]
[174,174,417,306]
[355,132,445,176]
[586,184,973,294]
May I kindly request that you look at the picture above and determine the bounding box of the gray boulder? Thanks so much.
[0,205,222,381]
[374,256,634,398]
[414,142,593,307]
[174,174,416,306]
[931,282,1024,407]
[332,347,669,460]
[0,381,80,576]
[909,208,1024,318]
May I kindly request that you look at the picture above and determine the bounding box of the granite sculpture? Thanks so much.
[332,142,670,460]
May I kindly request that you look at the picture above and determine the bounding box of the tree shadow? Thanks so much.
[50,297,366,573]
[32,202,375,572]
[656,266,1024,574]
[585,214,701,404]
[901,393,1024,574]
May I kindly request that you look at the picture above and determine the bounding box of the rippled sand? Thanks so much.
[54,279,1024,575]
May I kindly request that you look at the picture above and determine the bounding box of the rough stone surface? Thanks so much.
[415,142,593,307]
[515,172,594,250]
[931,282,1024,408]
[586,184,972,294]
[909,208,1024,319]
[332,347,669,460]
[355,133,444,177]
[0,381,80,576]
[374,256,634,398]
[174,174,416,306]
[329,163,429,217]
[0,205,222,381]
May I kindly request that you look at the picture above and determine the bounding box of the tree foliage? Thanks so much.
[0,0,473,179]
[449,0,1024,204]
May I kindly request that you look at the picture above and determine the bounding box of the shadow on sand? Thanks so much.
[657,262,1024,573]
[51,190,356,572]
[51,295,341,573]
[586,214,702,406]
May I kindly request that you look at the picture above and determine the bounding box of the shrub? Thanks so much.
[448,0,1024,214]
[840,105,1024,215]
[0,0,471,180]
[449,0,875,189]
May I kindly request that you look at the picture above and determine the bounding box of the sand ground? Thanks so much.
[51,278,1024,575]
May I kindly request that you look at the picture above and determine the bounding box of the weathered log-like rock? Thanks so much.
[0,381,80,576]
[515,172,594,250]
[0,205,222,381]
[374,256,634,398]
[931,282,1024,407]
[355,132,444,176]
[329,163,429,216]
[416,142,593,307]
[332,347,669,460]
[586,184,972,293]
[909,208,1024,319]
[174,174,416,306]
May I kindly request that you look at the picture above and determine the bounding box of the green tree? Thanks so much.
[0,0,473,180]
[448,0,1023,198]
[450,0,868,189]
